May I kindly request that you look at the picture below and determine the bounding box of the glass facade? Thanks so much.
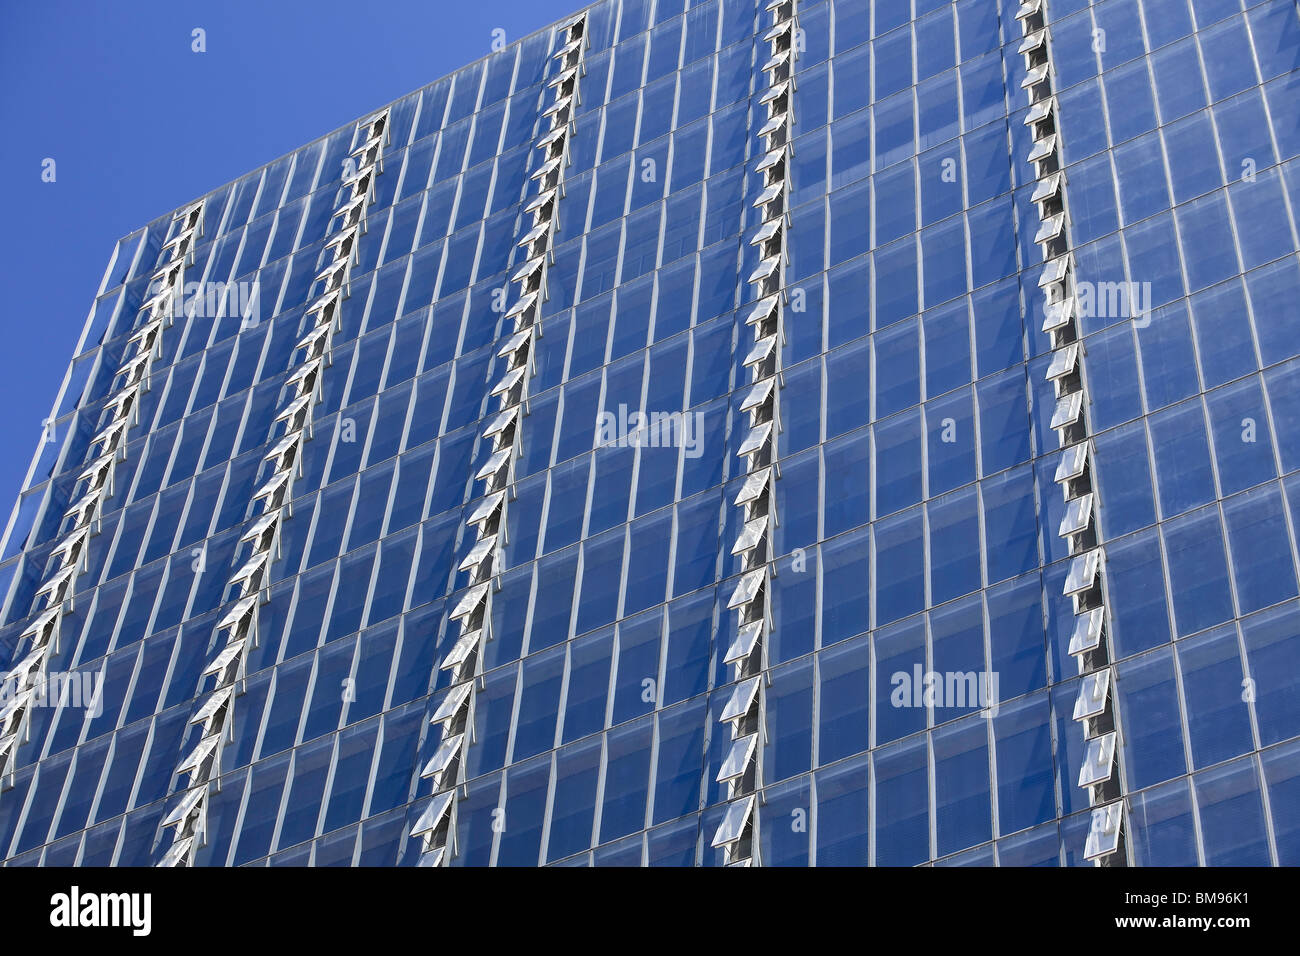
[1,0,1299,866]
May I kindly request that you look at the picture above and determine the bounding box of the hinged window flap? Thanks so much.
[1018,29,1047,54]
[229,550,271,590]
[263,429,303,466]
[1058,493,1094,537]
[741,378,775,413]
[190,686,234,729]
[498,328,533,360]
[737,421,773,458]
[412,790,456,837]
[215,594,258,633]
[1073,669,1110,721]
[751,219,782,245]
[1027,134,1058,164]
[288,357,324,386]
[0,689,34,727]
[128,316,163,347]
[491,365,527,398]
[441,629,481,670]
[105,387,138,417]
[759,80,790,104]
[1035,213,1066,244]
[742,334,777,367]
[176,734,220,777]
[727,570,766,610]
[517,222,551,250]
[758,113,789,139]
[1054,441,1089,482]
[1045,342,1079,380]
[512,255,546,283]
[79,453,114,487]
[1078,732,1117,787]
[162,785,206,829]
[506,290,540,318]
[64,488,102,525]
[543,95,574,118]
[35,564,77,604]
[725,620,764,665]
[202,639,247,679]
[458,534,498,573]
[1016,0,1045,20]
[432,681,473,724]
[1024,96,1056,126]
[253,470,292,504]
[315,258,350,285]
[530,157,563,182]
[548,66,579,90]
[92,417,130,453]
[721,676,762,722]
[1034,254,1066,287]
[746,295,779,326]
[1032,171,1063,204]
[421,734,463,780]
[1068,607,1106,657]
[468,491,506,527]
[51,526,91,563]
[331,194,367,222]
[732,515,770,555]
[158,835,195,868]
[295,323,332,356]
[1084,802,1123,859]
[717,734,758,783]
[324,228,359,255]
[274,394,313,429]
[1045,390,1086,431]
[1042,295,1076,333]
[450,583,490,621]
[8,647,46,685]
[537,125,568,150]
[754,180,785,213]
[756,148,787,174]
[554,37,583,61]
[525,188,558,215]
[19,606,59,643]
[711,795,756,847]
[484,406,519,439]
[1021,63,1049,89]
[1064,549,1101,594]
[475,447,511,482]
[763,49,791,74]
[748,255,780,284]
[734,467,772,507]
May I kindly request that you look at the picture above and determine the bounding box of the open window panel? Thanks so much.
[1083,802,1123,861]
[356,109,390,149]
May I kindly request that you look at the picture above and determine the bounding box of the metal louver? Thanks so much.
[415,15,590,866]
[2,198,207,796]
[1013,0,1126,866]
[154,109,393,869]
[711,0,802,868]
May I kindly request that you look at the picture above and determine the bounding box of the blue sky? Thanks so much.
[0,0,583,534]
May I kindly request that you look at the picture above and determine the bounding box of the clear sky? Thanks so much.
[0,0,584,540]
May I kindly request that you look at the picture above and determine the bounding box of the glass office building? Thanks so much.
[2,0,1300,867]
